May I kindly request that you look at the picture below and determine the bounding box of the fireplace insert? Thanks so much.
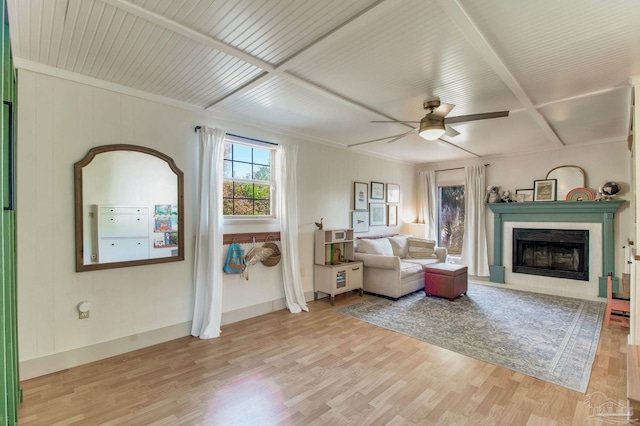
[512,228,589,281]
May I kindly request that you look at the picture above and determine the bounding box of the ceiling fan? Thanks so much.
[349,97,509,147]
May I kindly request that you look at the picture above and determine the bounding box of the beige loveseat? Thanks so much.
[354,235,447,299]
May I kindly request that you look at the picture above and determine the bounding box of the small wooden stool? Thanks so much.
[424,263,468,301]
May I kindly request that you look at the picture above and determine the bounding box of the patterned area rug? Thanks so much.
[335,283,605,393]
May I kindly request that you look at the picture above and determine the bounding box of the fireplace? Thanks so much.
[513,228,589,281]
[487,200,623,297]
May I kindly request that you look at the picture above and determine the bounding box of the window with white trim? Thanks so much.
[223,136,276,217]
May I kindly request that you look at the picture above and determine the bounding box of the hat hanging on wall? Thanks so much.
[262,236,281,267]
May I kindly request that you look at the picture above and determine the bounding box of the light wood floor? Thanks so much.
[19,292,630,425]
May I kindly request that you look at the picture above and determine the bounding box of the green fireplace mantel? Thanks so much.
[487,200,625,297]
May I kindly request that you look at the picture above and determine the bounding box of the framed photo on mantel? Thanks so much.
[533,179,557,202]
[515,188,534,203]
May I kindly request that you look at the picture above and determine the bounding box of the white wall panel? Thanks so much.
[16,71,418,375]
[32,71,56,357]
[17,71,200,363]
[15,69,38,360]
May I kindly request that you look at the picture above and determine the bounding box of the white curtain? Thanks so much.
[461,165,489,276]
[276,144,309,313]
[191,127,226,339]
[417,171,438,240]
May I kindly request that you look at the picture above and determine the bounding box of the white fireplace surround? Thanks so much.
[502,222,602,300]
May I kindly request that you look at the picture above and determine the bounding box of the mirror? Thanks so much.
[74,144,184,272]
[546,165,586,201]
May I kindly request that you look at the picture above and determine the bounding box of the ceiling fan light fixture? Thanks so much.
[418,116,446,140]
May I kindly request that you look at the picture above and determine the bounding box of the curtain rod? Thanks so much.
[435,163,490,173]
[194,126,278,146]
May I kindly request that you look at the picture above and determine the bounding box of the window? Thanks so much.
[438,185,465,255]
[223,137,275,217]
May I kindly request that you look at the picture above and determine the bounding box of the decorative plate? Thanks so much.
[566,187,595,202]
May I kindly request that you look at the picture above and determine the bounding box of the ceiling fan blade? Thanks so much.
[386,128,418,144]
[431,102,455,118]
[370,120,421,124]
[348,128,416,148]
[444,124,460,137]
[444,111,509,125]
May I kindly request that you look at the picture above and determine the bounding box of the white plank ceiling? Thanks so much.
[7,0,640,164]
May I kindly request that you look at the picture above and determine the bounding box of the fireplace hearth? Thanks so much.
[513,228,589,281]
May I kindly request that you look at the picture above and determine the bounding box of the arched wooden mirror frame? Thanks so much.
[546,165,586,201]
[74,144,184,272]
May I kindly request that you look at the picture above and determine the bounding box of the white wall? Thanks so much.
[16,70,417,378]
[420,141,632,297]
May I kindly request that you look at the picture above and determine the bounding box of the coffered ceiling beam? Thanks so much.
[272,0,390,72]
[104,0,481,157]
[105,0,413,129]
[534,86,627,109]
[101,0,275,72]
[437,137,480,158]
[437,0,564,148]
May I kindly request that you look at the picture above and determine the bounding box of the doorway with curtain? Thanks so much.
[438,185,465,258]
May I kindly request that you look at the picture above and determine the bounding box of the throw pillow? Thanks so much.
[407,237,437,258]
[387,235,410,258]
[356,238,394,256]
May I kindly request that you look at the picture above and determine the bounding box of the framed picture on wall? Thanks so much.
[387,204,398,226]
[534,179,557,202]
[354,182,368,210]
[352,211,369,233]
[155,204,171,216]
[370,181,385,201]
[370,203,386,226]
[386,183,400,203]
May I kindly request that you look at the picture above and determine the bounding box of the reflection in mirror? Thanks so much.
[546,165,586,201]
[75,144,184,272]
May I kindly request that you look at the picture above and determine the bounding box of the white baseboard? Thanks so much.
[20,297,295,380]
[305,290,315,302]
[221,297,287,325]
[19,322,192,380]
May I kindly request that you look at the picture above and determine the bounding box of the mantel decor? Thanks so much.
[487,200,625,296]
[533,179,557,202]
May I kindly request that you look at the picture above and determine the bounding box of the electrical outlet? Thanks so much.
[79,311,90,319]
[300,267,305,277]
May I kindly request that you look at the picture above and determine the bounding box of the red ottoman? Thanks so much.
[424,263,468,301]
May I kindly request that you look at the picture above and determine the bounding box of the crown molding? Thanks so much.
[13,58,205,113]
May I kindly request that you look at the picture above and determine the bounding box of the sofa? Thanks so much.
[354,235,447,299]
